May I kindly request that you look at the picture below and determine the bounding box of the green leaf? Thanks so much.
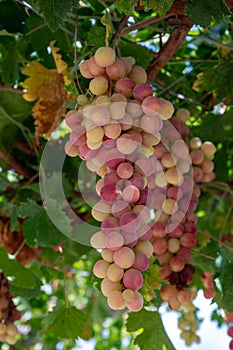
[46,305,90,338]
[35,0,79,32]
[115,0,172,15]
[193,56,233,100]
[22,205,64,248]
[191,113,225,142]
[0,40,20,85]
[86,26,106,52]
[126,309,175,350]
[140,0,173,15]
[214,248,233,312]
[120,41,152,69]
[0,247,41,290]
[115,0,136,15]
[186,0,230,27]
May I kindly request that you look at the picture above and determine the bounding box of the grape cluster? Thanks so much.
[177,288,201,346]
[150,111,216,309]
[64,46,216,312]
[200,270,216,299]
[0,273,20,345]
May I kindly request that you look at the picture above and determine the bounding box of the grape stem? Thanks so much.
[199,230,233,252]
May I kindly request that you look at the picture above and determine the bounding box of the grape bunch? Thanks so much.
[177,287,201,346]
[0,273,20,345]
[64,46,216,312]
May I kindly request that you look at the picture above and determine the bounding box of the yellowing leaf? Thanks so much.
[32,74,68,138]
[22,43,75,138]
[50,41,74,86]
[22,62,57,102]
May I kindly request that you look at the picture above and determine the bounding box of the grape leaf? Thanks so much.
[193,56,233,100]
[45,305,91,338]
[34,0,79,32]
[22,204,64,248]
[115,0,172,15]
[115,0,136,15]
[140,0,173,14]
[0,247,41,290]
[120,41,152,69]
[0,40,20,86]
[214,248,233,312]
[22,41,74,138]
[126,309,175,350]
[186,0,230,27]
[86,26,106,53]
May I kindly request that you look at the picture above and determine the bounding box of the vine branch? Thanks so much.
[147,15,192,80]
[0,148,35,179]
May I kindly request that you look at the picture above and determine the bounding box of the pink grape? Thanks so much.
[121,231,138,247]
[111,200,131,218]
[86,105,111,126]
[106,231,124,250]
[133,205,150,224]
[88,56,105,76]
[152,238,168,255]
[104,122,122,139]
[123,268,143,290]
[79,60,93,78]
[107,263,124,282]
[90,231,106,249]
[122,289,135,302]
[160,284,178,301]
[115,77,135,97]
[116,134,138,155]
[65,140,80,157]
[109,101,126,120]
[201,141,216,158]
[141,114,162,134]
[125,100,142,118]
[170,256,185,272]
[65,110,82,128]
[167,238,180,253]
[126,291,144,312]
[107,290,126,310]
[113,246,135,269]
[106,58,126,80]
[89,77,109,95]
[101,217,119,234]
[133,83,153,101]
[120,211,141,233]
[119,56,134,73]
[91,200,112,221]
[134,240,154,257]
[100,184,121,203]
[127,173,146,189]
[111,93,128,102]
[93,259,110,278]
[122,185,140,203]
[94,46,116,67]
[190,149,205,165]
[101,278,121,297]
[158,99,174,120]
[137,224,152,240]
[152,222,166,238]
[128,66,147,84]
[133,251,149,271]
[141,96,162,117]
[117,162,134,179]
[135,157,156,177]
[101,248,114,262]
[189,137,202,150]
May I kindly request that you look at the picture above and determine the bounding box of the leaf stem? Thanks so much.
[13,239,26,258]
